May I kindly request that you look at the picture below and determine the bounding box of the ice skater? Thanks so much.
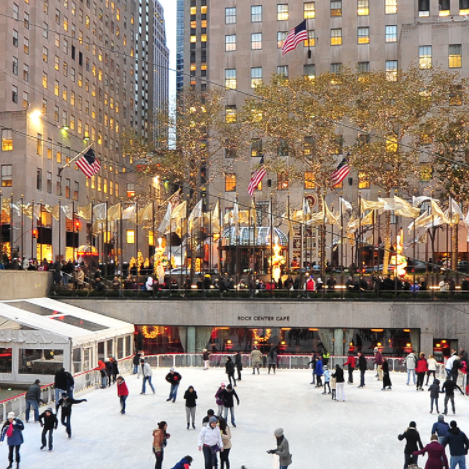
[416,353,428,391]
[267,347,277,375]
[334,364,346,402]
[431,415,449,445]
[251,347,263,374]
[202,349,210,370]
[219,417,232,469]
[215,383,226,417]
[220,384,239,428]
[322,365,331,395]
[153,421,170,469]
[382,357,392,390]
[412,434,448,469]
[166,368,182,402]
[56,392,87,438]
[170,456,193,469]
[25,379,43,423]
[357,352,367,388]
[428,379,441,414]
[267,428,292,469]
[307,353,318,385]
[138,359,155,395]
[315,356,323,388]
[330,368,337,400]
[441,376,464,415]
[343,352,355,384]
[117,375,129,414]
[38,407,58,451]
[426,354,438,385]
[398,421,423,469]
[234,351,243,381]
[198,416,223,469]
[184,386,198,430]
[0,412,24,469]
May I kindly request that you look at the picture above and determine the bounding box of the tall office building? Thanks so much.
[152,1,169,118]
[0,0,168,261]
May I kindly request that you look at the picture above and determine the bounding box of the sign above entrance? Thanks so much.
[237,316,290,322]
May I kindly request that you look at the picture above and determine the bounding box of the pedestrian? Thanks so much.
[307,353,317,385]
[413,434,449,469]
[315,356,324,388]
[0,412,24,469]
[105,358,113,387]
[357,351,367,388]
[111,357,119,384]
[56,392,87,438]
[267,428,292,469]
[54,367,68,408]
[445,350,458,379]
[450,356,462,384]
[215,384,226,417]
[398,421,424,469]
[406,351,417,386]
[441,377,464,415]
[428,379,441,414]
[442,420,469,469]
[65,370,75,399]
[166,368,182,402]
[97,359,107,389]
[334,364,346,402]
[234,351,243,381]
[416,353,428,391]
[267,347,278,375]
[321,365,331,395]
[202,349,210,370]
[382,357,392,390]
[170,456,193,469]
[184,386,198,430]
[321,347,330,367]
[343,352,356,384]
[25,379,43,423]
[220,384,239,428]
[132,351,141,374]
[251,347,263,374]
[426,354,438,386]
[225,357,236,388]
[138,359,155,395]
[202,409,218,427]
[330,368,337,400]
[198,416,223,469]
[117,376,129,414]
[153,421,170,469]
[432,415,450,445]
[38,408,58,451]
[219,417,232,469]
[374,347,384,381]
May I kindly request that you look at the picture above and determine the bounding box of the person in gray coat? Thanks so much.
[267,347,278,375]
[267,428,292,469]
[25,379,44,423]
[251,347,263,374]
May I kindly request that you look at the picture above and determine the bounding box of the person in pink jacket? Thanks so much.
[416,353,429,391]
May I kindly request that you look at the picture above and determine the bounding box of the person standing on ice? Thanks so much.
[412,434,449,469]
[198,416,223,469]
[0,412,24,469]
[138,359,155,395]
[38,407,58,451]
[334,364,346,402]
[315,356,324,388]
[343,352,356,384]
[267,428,292,469]
[116,376,129,414]
[416,353,428,391]
[56,393,87,439]
[432,415,450,445]
[184,386,198,430]
[406,351,417,386]
[215,384,226,417]
[251,347,263,374]
[202,349,210,370]
[307,353,318,385]
[321,366,331,395]
[357,352,367,388]
[225,357,236,387]
[398,421,424,469]
[153,421,170,469]
[382,357,392,391]
[166,368,182,403]
[234,351,243,381]
[220,384,239,428]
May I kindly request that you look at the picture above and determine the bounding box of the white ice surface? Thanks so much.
[10,368,469,469]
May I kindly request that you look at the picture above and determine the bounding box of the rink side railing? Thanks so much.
[0,356,133,422]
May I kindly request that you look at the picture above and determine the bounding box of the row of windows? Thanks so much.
[419,44,462,69]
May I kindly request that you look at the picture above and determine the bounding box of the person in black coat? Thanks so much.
[57,393,87,438]
[105,359,113,387]
[110,357,119,384]
[38,408,58,451]
[307,353,318,385]
[225,357,236,387]
[398,421,423,468]
[220,384,239,428]
[382,358,392,391]
[165,368,182,403]
[65,371,75,399]
[132,351,141,374]
[54,368,68,408]
[357,352,367,388]
[183,386,198,430]
[234,352,243,381]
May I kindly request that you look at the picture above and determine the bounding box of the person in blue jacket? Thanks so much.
[0,412,24,469]
[315,356,324,388]
[171,456,193,469]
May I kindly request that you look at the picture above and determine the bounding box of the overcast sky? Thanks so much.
[159,0,177,104]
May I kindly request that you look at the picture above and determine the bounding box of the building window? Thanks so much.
[386,60,398,81]
[357,62,370,73]
[419,0,430,16]
[358,0,370,15]
[277,31,287,48]
[126,230,135,244]
[419,46,432,69]
[251,138,263,157]
[43,46,48,62]
[12,57,18,75]
[305,30,315,47]
[23,64,29,82]
[331,29,342,46]
[277,65,288,78]
[126,183,135,198]
[331,1,342,16]
[13,3,19,20]
[13,30,18,47]
[22,91,28,109]
[37,169,42,191]
[331,63,343,74]
[277,4,289,20]
[358,172,370,189]
[251,33,262,50]
[225,106,237,123]
[12,86,18,103]
[65,179,71,198]
[1,165,12,187]
[277,174,289,190]
[47,172,52,193]
[56,176,62,196]
[358,27,370,44]
[23,37,29,54]
[461,0,469,15]
[37,133,42,156]
[449,44,462,68]
[385,25,397,42]
[304,2,316,18]
[304,64,316,79]
[251,67,262,88]
[305,171,316,189]
[225,35,236,51]
[2,130,13,151]
[449,85,463,106]
[385,0,397,14]
[251,5,262,22]
[439,0,450,15]
[277,139,289,156]
[225,69,236,90]
[225,7,236,24]
[419,163,433,182]
[225,174,236,192]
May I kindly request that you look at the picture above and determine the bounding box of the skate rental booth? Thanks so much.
[0,298,134,385]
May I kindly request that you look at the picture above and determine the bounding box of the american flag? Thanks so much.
[76,147,101,178]
[281,20,308,56]
[330,157,350,187]
[248,157,267,197]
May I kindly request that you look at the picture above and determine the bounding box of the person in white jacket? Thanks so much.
[137,359,155,394]
[198,416,223,469]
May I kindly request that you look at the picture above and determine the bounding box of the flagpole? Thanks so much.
[58,198,61,265]
[30,200,34,262]
[105,199,109,278]
[119,200,123,297]
[20,195,24,262]
[270,192,273,298]
[58,143,94,174]
[300,199,304,292]
[250,196,254,298]
[358,192,362,275]
[135,199,139,297]
[9,194,13,259]
[219,194,223,280]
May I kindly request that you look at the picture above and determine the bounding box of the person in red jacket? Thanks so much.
[416,353,428,391]
[96,360,107,389]
[343,352,356,384]
[116,376,129,414]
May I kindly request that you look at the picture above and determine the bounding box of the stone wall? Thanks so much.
[0,272,52,300]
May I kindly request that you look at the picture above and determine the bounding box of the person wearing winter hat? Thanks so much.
[165,368,182,403]
[442,420,469,469]
[398,421,423,469]
[198,416,223,469]
[432,415,450,445]
[0,412,24,469]
[171,456,193,469]
[38,408,58,451]
[215,384,226,417]
[267,428,292,469]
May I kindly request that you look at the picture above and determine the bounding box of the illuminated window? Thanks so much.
[305,30,315,47]
[304,136,314,156]
[225,174,236,192]
[358,0,369,15]
[439,0,450,15]
[331,29,342,46]
[55,55,60,71]
[385,25,397,42]
[386,60,398,81]
[386,136,398,153]
[331,1,342,16]
[252,33,262,50]
[358,27,370,44]
[277,174,289,190]
[43,72,48,89]
[305,171,316,189]
[419,45,432,69]
[251,138,263,157]
[225,35,236,51]
[225,7,236,24]
[277,4,289,20]
[126,230,135,244]
[126,183,135,197]
[358,172,370,189]
[304,2,315,18]
[23,37,29,54]
[43,46,48,62]
[251,5,262,22]
[277,31,287,48]
[449,44,462,68]
[251,67,262,88]
[1,165,12,187]
[22,64,28,82]
[225,69,236,90]
[201,6,207,14]
[225,105,237,123]
[190,6,196,15]
[2,130,13,151]
[419,163,433,182]
[385,0,397,14]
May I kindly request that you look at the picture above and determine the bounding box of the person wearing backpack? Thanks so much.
[406,351,417,386]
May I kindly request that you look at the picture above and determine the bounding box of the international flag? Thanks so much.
[247,157,267,197]
[281,20,308,56]
[76,147,101,178]
[330,157,350,187]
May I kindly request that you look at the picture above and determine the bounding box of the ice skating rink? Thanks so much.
[10,367,469,469]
